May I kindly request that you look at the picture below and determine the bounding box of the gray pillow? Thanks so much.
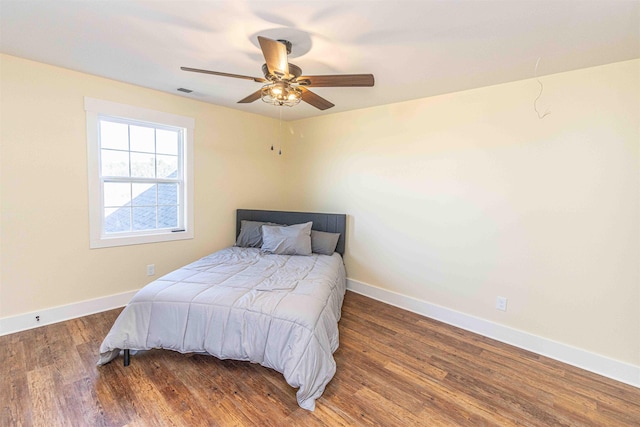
[311,230,341,255]
[235,220,278,247]
[261,222,313,256]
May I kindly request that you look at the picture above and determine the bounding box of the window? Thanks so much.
[85,98,194,248]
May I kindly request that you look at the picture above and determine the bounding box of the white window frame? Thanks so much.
[85,97,194,248]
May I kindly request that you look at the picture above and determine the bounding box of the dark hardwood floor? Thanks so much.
[2,291,639,426]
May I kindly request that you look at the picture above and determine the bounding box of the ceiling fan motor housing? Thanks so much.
[262,63,302,81]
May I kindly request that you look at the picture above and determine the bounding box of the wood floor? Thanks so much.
[2,291,639,426]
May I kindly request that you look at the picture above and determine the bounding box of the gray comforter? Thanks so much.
[97,246,347,411]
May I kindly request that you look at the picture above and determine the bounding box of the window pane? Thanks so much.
[104,182,131,207]
[158,183,178,205]
[133,207,157,230]
[157,129,179,155]
[158,205,178,229]
[130,125,155,153]
[132,183,156,206]
[101,149,130,177]
[104,207,131,233]
[130,152,156,178]
[100,120,129,150]
[157,154,178,178]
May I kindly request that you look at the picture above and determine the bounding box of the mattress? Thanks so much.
[97,246,347,411]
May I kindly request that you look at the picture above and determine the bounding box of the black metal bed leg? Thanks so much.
[123,349,130,367]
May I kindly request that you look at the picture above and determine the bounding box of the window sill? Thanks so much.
[89,229,194,249]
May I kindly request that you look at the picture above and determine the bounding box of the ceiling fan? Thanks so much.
[181,36,374,110]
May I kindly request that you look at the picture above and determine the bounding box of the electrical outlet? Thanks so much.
[147,264,155,276]
[496,296,508,311]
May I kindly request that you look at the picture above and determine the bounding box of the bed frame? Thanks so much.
[122,209,347,366]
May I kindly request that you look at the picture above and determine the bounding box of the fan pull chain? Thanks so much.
[278,106,283,155]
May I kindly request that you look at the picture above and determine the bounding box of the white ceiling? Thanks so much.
[1,0,639,121]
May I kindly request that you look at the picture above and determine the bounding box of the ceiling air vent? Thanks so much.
[177,88,193,93]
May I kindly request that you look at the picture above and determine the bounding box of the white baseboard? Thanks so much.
[0,290,138,336]
[3,280,638,389]
[346,278,640,389]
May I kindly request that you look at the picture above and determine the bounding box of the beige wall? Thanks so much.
[2,53,638,368]
[285,59,640,366]
[0,54,287,317]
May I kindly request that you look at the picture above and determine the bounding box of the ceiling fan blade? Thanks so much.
[181,67,266,83]
[299,87,335,110]
[296,74,375,87]
[237,89,263,104]
[258,36,289,78]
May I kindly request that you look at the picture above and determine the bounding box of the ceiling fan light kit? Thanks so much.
[261,81,302,107]
[181,36,374,110]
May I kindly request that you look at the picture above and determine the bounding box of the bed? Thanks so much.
[97,209,347,411]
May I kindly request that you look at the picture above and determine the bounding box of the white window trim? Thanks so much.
[85,97,195,248]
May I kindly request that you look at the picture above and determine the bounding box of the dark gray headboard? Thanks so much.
[236,209,347,255]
